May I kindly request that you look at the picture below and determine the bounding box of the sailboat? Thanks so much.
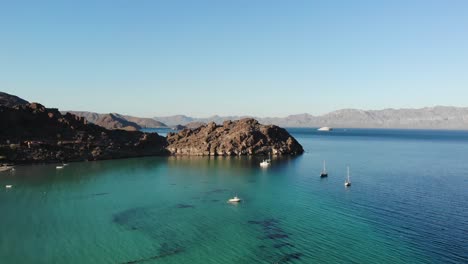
[320,160,328,177]
[260,153,271,167]
[344,166,351,187]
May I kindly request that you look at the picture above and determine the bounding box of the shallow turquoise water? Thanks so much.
[1,129,467,263]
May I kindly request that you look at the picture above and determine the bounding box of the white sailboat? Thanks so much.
[345,166,351,187]
[320,160,328,177]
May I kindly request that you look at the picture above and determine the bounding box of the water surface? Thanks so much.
[1,128,467,263]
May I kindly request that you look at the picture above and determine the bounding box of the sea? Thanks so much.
[0,128,467,264]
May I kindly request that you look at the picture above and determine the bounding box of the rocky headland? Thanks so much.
[0,92,303,164]
[0,95,168,164]
[166,119,304,156]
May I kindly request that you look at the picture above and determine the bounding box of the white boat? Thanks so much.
[260,159,271,167]
[5,185,12,188]
[0,166,14,172]
[56,165,64,169]
[260,153,271,167]
[228,195,242,203]
[62,163,69,166]
[320,160,328,177]
[317,127,332,131]
[345,166,351,187]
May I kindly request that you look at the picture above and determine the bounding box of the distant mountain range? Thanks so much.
[153,106,468,129]
[62,106,468,130]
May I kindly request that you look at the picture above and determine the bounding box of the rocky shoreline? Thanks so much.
[0,92,303,164]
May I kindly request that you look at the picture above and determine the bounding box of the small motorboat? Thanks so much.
[5,185,12,189]
[260,159,271,167]
[56,165,64,169]
[317,127,332,131]
[228,195,242,203]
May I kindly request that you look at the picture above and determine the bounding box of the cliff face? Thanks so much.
[0,101,167,163]
[166,118,304,156]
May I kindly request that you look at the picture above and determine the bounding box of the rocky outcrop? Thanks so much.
[166,118,303,156]
[0,94,167,164]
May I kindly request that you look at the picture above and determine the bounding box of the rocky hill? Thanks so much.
[0,94,168,163]
[65,111,167,130]
[93,113,141,131]
[167,119,303,156]
[153,115,195,127]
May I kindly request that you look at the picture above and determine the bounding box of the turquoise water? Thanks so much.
[1,128,467,263]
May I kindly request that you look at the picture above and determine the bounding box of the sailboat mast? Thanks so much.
[347,166,350,181]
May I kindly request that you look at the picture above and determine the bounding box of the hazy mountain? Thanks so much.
[65,111,167,129]
[117,114,167,128]
[154,106,468,129]
[151,115,195,126]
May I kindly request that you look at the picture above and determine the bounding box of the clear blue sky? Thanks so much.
[1,0,467,117]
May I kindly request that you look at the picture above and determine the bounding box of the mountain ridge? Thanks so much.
[153,106,468,129]
[64,111,168,130]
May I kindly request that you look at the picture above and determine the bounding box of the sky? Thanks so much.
[1,0,467,117]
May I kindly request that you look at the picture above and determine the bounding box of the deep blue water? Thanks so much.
[0,128,467,263]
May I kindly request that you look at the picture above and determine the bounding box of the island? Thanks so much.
[167,119,303,156]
